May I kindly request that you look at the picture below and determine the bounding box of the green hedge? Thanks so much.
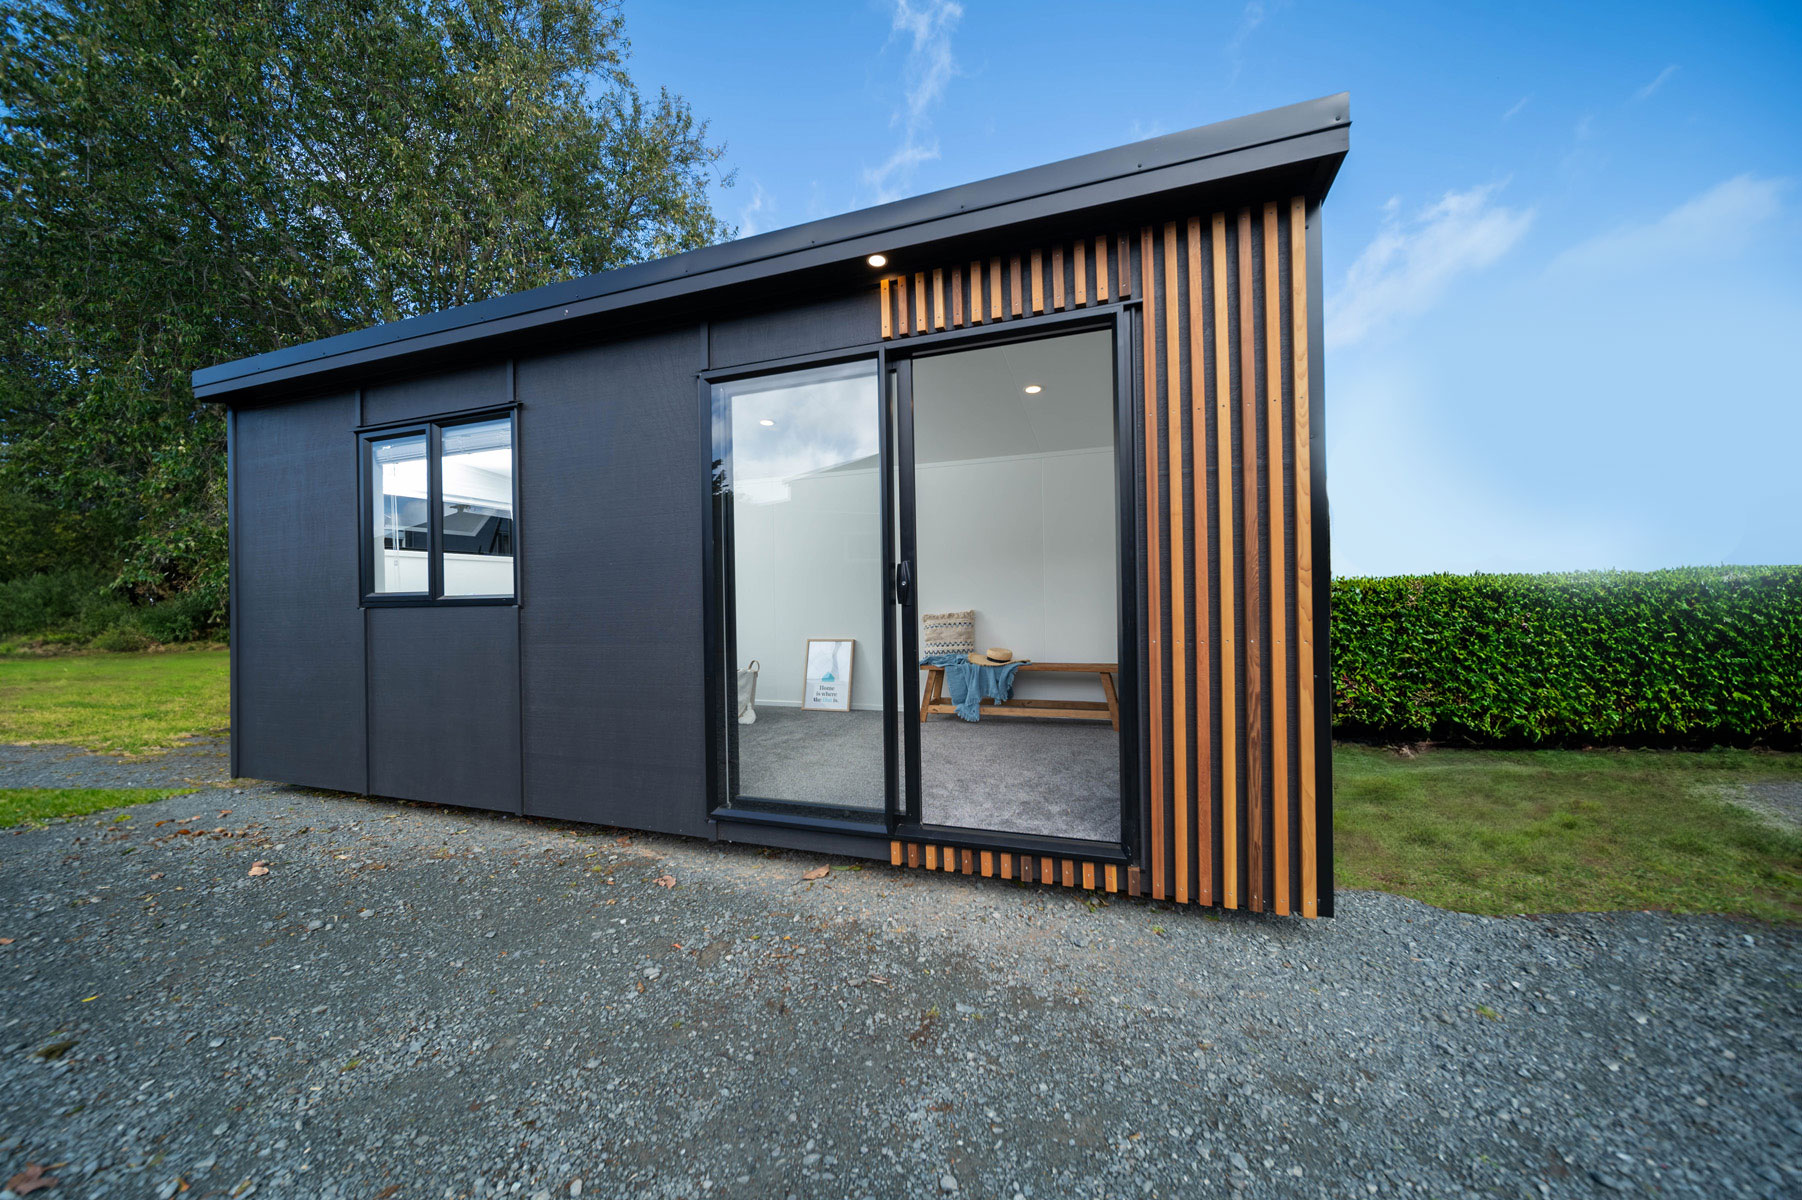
[1331,567,1802,746]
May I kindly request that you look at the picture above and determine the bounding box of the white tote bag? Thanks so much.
[736,660,761,725]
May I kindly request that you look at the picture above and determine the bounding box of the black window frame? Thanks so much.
[357,405,520,608]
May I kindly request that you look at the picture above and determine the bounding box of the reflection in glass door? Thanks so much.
[711,361,888,812]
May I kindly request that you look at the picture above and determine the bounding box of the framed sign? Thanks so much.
[801,638,855,712]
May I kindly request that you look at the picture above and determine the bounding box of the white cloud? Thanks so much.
[1326,184,1534,349]
[863,0,963,204]
[1223,1,1270,82]
[1633,64,1679,101]
[1548,175,1786,278]
[737,180,773,239]
[1501,94,1530,121]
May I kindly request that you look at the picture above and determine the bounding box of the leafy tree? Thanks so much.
[0,0,730,621]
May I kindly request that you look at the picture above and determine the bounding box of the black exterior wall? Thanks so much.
[206,95,1347,903]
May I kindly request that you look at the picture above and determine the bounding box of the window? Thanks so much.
[361,412,515,604]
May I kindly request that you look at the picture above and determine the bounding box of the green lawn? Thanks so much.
[0,786,198,828]
[0,647,229,752]
[1336,744,1802,923]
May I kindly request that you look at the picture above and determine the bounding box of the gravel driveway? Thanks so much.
[2,742,1797,1200]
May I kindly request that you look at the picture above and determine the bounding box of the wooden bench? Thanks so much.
[920,661,1119,729]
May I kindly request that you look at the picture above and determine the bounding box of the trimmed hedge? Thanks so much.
[1331,567,1802,746]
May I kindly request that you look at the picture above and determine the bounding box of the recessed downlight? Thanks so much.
[866,253,888,268]
[759,418,775,426]
[1023,384,1043,394]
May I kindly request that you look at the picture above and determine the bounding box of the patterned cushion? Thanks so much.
[921,609,975,657]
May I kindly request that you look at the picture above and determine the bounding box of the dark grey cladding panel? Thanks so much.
[366,605,521,810]
[363,361,510,427]
[234,392,367,793]
[707,290,875,370]
[516,327,708,835]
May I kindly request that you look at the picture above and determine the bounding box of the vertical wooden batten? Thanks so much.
[1291,197,1319,920]
[1263,201,1291,915]
[1184,216,1214,906]
[1160,221,1189,905]
[876,203,1326,917]
[1140,226,1167,901]
[1212,212,1239,910]
[1237,208,1265,913]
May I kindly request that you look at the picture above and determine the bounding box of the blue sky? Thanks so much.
[629,1,1801,576]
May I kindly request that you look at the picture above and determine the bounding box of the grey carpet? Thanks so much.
[735,706,1120,843]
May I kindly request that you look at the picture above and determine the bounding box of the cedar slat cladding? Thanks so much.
[879,207,1320,917]
[879,236,1128,338]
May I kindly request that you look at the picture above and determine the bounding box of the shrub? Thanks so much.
[0,568,111,637]
[0,568,221,647]
[132,591,215,644]
[1331,566,1802,747]
[90,625,154,652]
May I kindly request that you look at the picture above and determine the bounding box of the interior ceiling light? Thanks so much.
[866,253,888,268]
[759,419,775,426]
[1022,384,1043,394]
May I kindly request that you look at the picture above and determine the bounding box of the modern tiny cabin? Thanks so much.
[196,95,1347,915]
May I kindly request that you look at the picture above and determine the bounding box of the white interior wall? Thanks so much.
[915,449,1116,701]
[730,465,886,709]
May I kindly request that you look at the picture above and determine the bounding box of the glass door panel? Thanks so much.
[712,361,887,813]
[901,329,1124,842]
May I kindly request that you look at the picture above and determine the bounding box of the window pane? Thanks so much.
[441,418,514,597]
[370,432,428,593]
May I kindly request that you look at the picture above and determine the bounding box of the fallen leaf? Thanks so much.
[0,937,13,945]
[653,874,676,889]
[6,1162,58,1193]
[79,994,98,1002]
[802,866,830,880]
[148,873,164,880]
[248,862,269,877]
[376,1185,400,1198]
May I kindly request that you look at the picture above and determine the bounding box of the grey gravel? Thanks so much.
[1725,780,1802,832]
[1,741,1798,1199]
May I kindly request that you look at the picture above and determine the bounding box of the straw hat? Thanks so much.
[967,647,1014,666]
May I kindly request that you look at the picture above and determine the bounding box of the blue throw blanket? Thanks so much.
[922,653,1026,721]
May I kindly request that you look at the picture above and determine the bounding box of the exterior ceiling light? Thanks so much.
[759,419,775,426]
[1023,384,1043,394]
[866,253,888,268]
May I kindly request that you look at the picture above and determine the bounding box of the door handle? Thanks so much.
[895,560,912,606]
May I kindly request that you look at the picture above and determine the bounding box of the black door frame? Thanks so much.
[700,302,1142,868]
[885,305,1140,865]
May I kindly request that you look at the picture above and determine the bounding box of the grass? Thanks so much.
[0,786,197,828]
[1336,744,1802,923]
[0,646,229,753]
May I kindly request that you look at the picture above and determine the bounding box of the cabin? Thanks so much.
[195,94,1347,915]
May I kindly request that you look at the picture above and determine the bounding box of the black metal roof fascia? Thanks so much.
[194,92,1348,401]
